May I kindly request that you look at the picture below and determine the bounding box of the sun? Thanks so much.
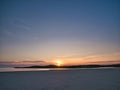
[54,60,63,66]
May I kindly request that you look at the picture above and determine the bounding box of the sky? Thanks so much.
[0,0,120,67]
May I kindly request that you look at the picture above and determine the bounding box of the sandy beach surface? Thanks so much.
[0,68,120,90]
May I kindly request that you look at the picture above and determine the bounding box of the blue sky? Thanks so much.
[0,0,120,66]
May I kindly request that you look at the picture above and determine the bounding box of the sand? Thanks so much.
[0,68,120,90]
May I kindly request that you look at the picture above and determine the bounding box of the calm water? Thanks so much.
[0,67,116,72]
[0,68,70,72]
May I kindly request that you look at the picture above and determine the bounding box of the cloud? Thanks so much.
[87,60,120,64]
[51,52,120,60]
[0,60,47,65]
[10,17,31,31]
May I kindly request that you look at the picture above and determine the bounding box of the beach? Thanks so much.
[0,68,120,90]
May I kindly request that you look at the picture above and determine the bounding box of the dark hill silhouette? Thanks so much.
[15,64,120,68]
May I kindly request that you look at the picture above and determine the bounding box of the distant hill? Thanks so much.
[15,64,120,68]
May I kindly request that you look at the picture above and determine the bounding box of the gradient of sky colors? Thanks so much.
[0,0,120,67]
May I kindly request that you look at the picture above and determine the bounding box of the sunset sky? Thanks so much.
[0,0,120,67]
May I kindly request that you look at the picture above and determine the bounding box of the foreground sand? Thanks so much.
[0,68,120,90]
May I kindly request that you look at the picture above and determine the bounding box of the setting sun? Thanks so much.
[54,60,63,66]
